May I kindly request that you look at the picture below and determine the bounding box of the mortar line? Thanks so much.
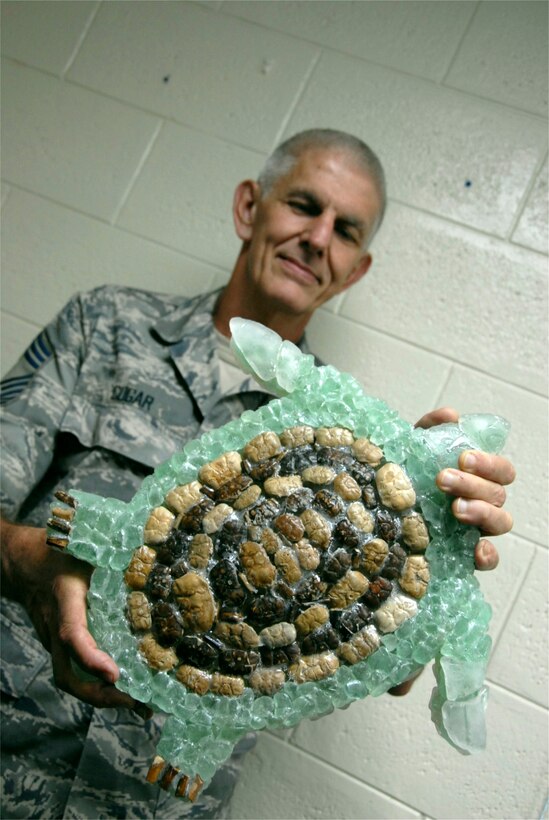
[488,675,549,712]
[61,0,103,79]
[275,731,423,815]
[109,120,164,226]
[433,363,455,409]
[488,547,539,661]
[386,195,549,258]
[440,0,481,85]
[269,49,322,154]
[319,310,549,401]
[506,148,549,243]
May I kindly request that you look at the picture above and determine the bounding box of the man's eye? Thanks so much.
[337,225,359,243]
[288,200,310,213]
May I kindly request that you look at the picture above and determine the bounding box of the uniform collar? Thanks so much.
[152,288,317,420]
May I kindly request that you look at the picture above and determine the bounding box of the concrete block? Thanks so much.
[339,202,548,394]
[1,189,221,329]
[1,312,41,378]
[292,674,548,819]
[1,0,97,76]
[1,60,160,219]
[441,367,548,546]
[513,156,549,254]
[229,731,421,819]
[117,122,263,268]
[284,51,547,237]
[445,0,548,117]
[223,0,476,81]
[489,546,548,708]
[68,2,319,151]
[306,309,451,424]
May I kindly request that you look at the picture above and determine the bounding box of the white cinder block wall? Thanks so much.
[1,1,547,818]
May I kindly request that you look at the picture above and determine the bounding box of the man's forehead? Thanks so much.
[276,148,380,220]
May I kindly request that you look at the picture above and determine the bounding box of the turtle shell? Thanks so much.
[125,425,431,699]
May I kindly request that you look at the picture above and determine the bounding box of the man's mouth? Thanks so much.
[278,254,321,285]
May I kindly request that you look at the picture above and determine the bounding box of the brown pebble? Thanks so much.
[176,664,211,695]
[124,546,157,590]
[233,485,262,510]
[327,570,369,609]
[401,512,430,551]
[375,463,416,510]
[139,634,178,671]
[210,672,245,697]
[248,667,286,696]
[399,555,430,599]
[315,426,355,447]
[259,621,297,648]
[301,465,336,485]
[289,652,339,683]
[279,426,315,448]
[274,548,302,583]
[295,604,330,636]
[375,594,418,633]
[239,541,276,588]
[199,452,242,490]
[188,533,213,569]
[337,625,381,664]
[172,572,217,633]
[202,503,234,534]
[295,539,321,570]
[127,591,151,631]
[144,507,175,545]
[264,475,303,496]
[300,509,332,549]
[274,513,304,542]
[215,621,260,649]
[351,438,383,466]
[347,502,374,532]
[165,481,203,514]
[333,472,362,501]
[360,538,389,576]
[243,431,282,462]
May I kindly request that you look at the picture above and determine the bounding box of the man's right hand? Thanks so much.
[1,518,149,713]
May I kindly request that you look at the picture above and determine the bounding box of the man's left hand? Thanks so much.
[415,407,516,571]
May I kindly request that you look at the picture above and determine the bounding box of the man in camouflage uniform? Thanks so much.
[0,130,515,819]
[1,286,284,818]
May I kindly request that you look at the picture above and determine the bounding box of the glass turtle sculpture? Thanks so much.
[46,317,509,802]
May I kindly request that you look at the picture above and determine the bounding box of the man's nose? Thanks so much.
[301,214,334,254]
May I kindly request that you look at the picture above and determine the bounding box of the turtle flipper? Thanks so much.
[430,653,490,754]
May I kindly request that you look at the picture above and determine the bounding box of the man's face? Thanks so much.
[238,148,381,318]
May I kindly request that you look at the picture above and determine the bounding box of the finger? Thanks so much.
[53,573,119,684]
[414,407,459,430]
[437,468,507,507]
[458,451,516,486]
[452,497,513,536]
[474,539,500,571]
[50,639,136,709]
[388,668,424,696]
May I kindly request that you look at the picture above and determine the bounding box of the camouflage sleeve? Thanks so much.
[0,293,92,520]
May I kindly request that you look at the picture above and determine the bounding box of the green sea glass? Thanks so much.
[48,318,509,798]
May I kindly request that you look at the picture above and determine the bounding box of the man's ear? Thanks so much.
[342,253,373,291]
[233,180,261,242]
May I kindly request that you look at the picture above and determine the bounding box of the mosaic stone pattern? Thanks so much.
[124,426,431,701]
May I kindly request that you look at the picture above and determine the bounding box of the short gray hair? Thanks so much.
[257,129,387,240]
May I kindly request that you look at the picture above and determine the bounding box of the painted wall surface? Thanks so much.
[1,2,547,818]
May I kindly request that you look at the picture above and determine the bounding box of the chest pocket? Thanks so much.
[58,374,199,471]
